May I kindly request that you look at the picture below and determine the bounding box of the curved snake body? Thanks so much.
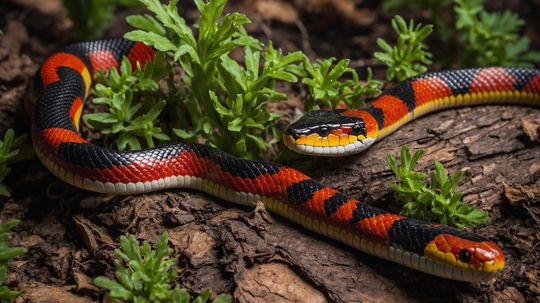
[285,67,540,155]
[32,38,540,282]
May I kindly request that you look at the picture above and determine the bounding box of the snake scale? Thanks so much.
[32,38,540,282]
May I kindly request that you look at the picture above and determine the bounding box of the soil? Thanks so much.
[1,0,540,302]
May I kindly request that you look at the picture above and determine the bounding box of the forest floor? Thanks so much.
[1,0,540,302]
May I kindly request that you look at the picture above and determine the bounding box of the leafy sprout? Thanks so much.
[454,0,540,66]
[387,146,488,229]
[124,0,305,159]
[83,54,171,151]
[0,129,33,197]
[374,15,433,81]
[0,219,27,302]
[302,58,382,111]
[94,232,231,303]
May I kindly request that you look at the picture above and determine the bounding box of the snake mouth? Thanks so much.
[284,134,375,156]
[386,245,503,282]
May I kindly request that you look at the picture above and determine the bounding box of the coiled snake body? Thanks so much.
[32,38,540,282]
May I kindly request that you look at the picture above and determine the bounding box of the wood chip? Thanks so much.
[521,117,540,142]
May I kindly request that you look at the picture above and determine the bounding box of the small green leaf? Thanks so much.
[246,133,267,150]
[234,136,246,154]
[232,95,243,116]
[126,14,166,36]
[228,117,244,132]
[269,71,297,82]
[124,30,177,52]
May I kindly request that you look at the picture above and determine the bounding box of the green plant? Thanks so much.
[0,219,27,302]
[0,129,33,197]
[83,54,171,151]
[374,15,433,82]
[62,0,142,39]
[454,0,540,66]
[124,0,305,159]
[302,58,382,111]
[387,146,488,229]
[382,0,453,39]
[94,232,231,303]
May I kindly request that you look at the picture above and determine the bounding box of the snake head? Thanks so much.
[284,110,375,156]
[424,234,505,279]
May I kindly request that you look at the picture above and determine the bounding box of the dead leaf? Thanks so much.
[521,117,540,143]
[73,271,99,292]
[73,215,115,255]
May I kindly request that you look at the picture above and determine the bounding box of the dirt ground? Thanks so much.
[1,0,540,302]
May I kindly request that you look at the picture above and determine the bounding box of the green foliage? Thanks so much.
[302,58,382,111]
[124,0,304,159]
[83,55,171,151]
[381,0,539,67]
[454,0,540,66]
[387,146,488,229]
[381,0,453,38]
[94,233,231,303]
[374,15,433,82]
[0,129,33,197]
[0,219,27,302]
[62,0,141,39]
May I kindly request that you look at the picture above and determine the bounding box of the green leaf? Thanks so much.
[0,184,9,197]
[126,14,166,36]
[124,30,177,52]
[246,133,267,150]
[0,218,26,301]
[84,113,121,127]
[245,47,260,78]
[244,118,265,130]
[269,71,297,82]
[212,294,233,303]
[228,117,244,132]
[232,95,243,116]
[117,133,141,151]
[127,100,166,128]
[209,92,231,117]
[94,277,133,300]
[173,128,196,140]
[234,136,246,154]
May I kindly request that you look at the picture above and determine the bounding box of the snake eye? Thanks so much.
[459,249,471,263]
[319,126,330,136]
[352,123,364,135]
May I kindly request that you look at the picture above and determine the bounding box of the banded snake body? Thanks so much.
[32,38,540,282]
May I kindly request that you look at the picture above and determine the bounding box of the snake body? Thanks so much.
[285,67,540,155]
[32,38,540,282]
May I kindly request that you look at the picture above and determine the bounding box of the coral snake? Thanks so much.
[32,38,540,282]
